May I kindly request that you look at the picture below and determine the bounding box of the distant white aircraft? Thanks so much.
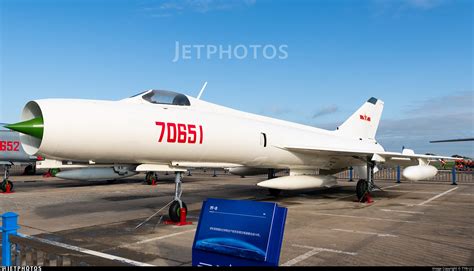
[0,130,39,192]
[5,90,455,221]
[430,138,474,143]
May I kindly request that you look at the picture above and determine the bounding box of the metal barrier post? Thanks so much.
[452,167,457,185]
[1,212,20,266]
[213,169,217,177]
[396,166,401,183]
[348,167,353,182]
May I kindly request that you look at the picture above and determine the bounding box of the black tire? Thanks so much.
[269,188,281,197]
[169,200,188,222]
[1,180,13,192]
[24,165,36,175]
[356,179,368,201]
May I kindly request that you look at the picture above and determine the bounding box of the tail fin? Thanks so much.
[336,97,384,140]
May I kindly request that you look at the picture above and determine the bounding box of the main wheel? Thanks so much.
[24,165,36,175]
[356,179,368,201]
[1,180,14,193]
[169,200,188,222]
[269,188,281,197]
[145,172,157,185]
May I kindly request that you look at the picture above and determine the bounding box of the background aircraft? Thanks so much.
[0,130,39,192]
[430,138,474,143]
[4,90,456,221]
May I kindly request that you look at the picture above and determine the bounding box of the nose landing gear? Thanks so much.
[165,171,191,225]
[145,172,158,185]
[1,165,14,193]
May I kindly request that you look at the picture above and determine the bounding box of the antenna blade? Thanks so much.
[197,81,208,100]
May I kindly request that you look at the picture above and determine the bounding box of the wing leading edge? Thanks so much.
[281,145,457,165]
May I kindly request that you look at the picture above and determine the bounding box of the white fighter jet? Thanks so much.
[0,130,40,192]
[4,89,455,221]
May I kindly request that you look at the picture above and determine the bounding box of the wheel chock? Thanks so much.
[364,193,374,204]
[1,182,14,194]
[164,208,193,226]
[43,172,52,178]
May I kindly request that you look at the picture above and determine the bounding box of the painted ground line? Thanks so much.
[292,244,357,256]
[383,189,441,195]
[383,189,472,196]
[381,184,401,189]
[310,212,472,229]
[380,209,424,214]
[312,212,415,223]
[332,228,398,237]
[17,233,152,266]
[281,249,321,266]
[282,244,357,266]
[104,229,197,252]
[125,229,196,247]
[418,187,459,206]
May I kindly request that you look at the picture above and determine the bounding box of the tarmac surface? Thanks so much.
[1,171,473,266]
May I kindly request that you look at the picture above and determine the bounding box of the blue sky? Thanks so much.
[1,0,473,156]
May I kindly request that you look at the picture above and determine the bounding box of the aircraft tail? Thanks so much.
[336,97,384,140]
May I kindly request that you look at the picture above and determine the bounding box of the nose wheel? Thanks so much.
[166,171,190,224]
[1,179,13,193]
[145,172,158,185]
[1,165,13,193]
[169,200,188,222]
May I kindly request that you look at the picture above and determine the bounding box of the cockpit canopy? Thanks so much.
[134,90,191,106]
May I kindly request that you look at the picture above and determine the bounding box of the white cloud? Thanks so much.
[405,0,445,9]
[143,0,256,17]
[312,105,339,119]
[371,0,448,17]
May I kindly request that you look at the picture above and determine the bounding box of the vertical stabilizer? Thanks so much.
[336,97,384,140]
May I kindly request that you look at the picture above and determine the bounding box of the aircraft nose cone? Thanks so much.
[4,117,44,139]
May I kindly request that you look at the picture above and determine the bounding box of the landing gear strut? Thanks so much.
[267,169,281,197]
[356,160,376,202]
[168,172,188,223]
[1,165,14,193]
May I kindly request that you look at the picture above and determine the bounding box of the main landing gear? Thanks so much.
[356,160,383,203]
[1,165,14,193]
[145,172,158,185]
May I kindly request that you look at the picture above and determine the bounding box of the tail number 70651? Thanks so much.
[155,122,203,144]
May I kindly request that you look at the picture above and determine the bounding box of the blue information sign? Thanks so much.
[192,198,287,266]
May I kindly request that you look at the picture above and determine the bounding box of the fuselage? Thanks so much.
[18,90,385,171]
[0,130,37,164]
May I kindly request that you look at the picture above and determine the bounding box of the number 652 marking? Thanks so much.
[155,122,203,144]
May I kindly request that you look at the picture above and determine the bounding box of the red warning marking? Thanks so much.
[164,208,193,226]
[359,115,371,122]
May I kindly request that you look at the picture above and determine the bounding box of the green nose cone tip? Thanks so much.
[4,117,44,139]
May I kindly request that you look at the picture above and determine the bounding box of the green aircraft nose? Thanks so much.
[4,117,44,139]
